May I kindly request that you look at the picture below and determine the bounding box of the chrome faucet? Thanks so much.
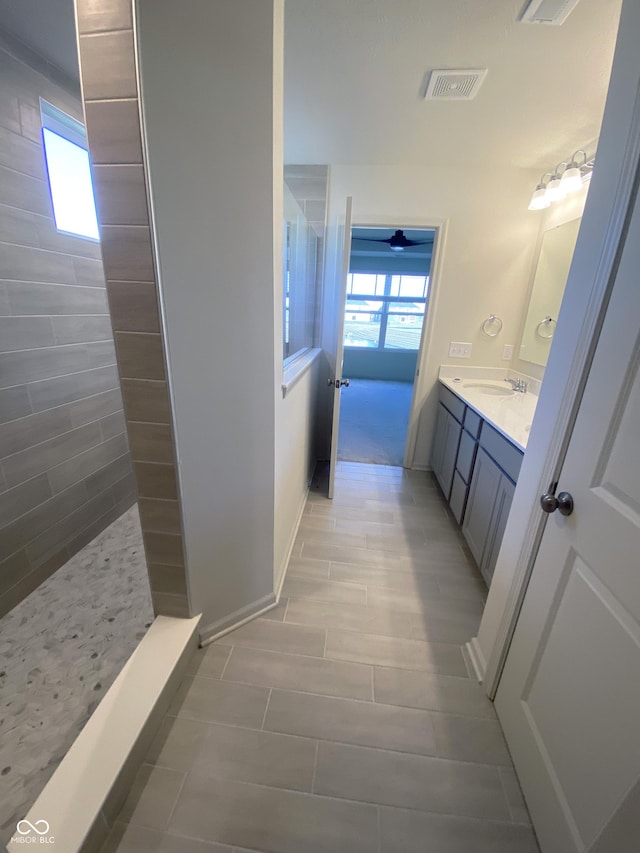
[505,377,528,393]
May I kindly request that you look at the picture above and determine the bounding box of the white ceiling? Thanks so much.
[0,0,622,172]
[284,0,622,170]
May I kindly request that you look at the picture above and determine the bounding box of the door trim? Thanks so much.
[480,73,640,698]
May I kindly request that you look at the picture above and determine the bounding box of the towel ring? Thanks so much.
[481,314,503,337]
[536,316,556,340]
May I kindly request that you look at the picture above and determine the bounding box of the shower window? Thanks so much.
[40,99,99,241]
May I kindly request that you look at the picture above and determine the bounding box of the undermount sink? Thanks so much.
[462,382,514,396]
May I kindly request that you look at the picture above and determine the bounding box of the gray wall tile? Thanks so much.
[0,164,50,216]
[121,379,170,423]
[138,498,182,535]
[78,31,137,101]
[0,43,134,614]
[134,462,177,499]
[2,421,103,487]
[150,591,189,618]
[115,332,166,380]
[143,531,184,567]
[0,385,32,422]
[76,0,133,34]
[100,226,155,281]
[0,315,54,351]
[5,280,109,315]
[52,315,113,344]
[0,241,77,283]
[47,432,128,494]
[0,473,52,525]
[84,99,143,165]
[73,255,107,287]
[147,563,188,596]
[92,164,149,225]
[128,422,174,463]
[107,280,160,333]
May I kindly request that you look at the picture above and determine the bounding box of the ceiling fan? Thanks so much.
[353,229,434,253]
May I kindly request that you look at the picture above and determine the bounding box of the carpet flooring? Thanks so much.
[337,379,414,466]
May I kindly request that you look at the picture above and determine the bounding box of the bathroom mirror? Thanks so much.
[519,217,581,368]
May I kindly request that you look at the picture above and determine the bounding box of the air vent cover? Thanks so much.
[424,69,488,101]
[520,0,582,25]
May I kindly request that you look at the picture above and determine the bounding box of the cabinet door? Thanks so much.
[481,474,515,587]
[440,412,462,500]
[430,404,449,486]
[462,447,501,566]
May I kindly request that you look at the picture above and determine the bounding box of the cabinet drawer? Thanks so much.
[439,384,466,423]
[456,429,477,483]
[449,471,468,524]
[479,422,523,482]
[463,408,482,438]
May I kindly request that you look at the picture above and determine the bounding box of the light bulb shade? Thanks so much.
[545,176,566,202]
[528,186,550,210]
[560,166,583,194]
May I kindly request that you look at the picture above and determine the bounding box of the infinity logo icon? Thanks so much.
[16,819,50,835]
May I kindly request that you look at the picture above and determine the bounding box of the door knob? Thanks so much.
[540,490,574,516]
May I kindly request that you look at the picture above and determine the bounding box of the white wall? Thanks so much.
[325,164,542,467]
[136,0,283,634]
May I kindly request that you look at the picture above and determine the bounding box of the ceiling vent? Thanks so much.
[424,69,488,101]
[519,0,582,25]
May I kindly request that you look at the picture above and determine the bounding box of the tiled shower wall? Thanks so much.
[74,0,190,618]
[0,30,136,618]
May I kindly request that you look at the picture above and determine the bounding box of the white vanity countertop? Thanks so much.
[438,369,539,452]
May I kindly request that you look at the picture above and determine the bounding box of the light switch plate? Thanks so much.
[502,344,514,360]
[448,341,472,358]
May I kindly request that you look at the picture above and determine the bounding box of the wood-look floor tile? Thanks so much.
[223,646,373,701]
[285,557,330,581]
[169,775,378,853]
[432,712,512,765]
[329,563,441,596]
[264,689,436,756]
[284,598,414,639]
[325,629,467,676]
[185,644,232,679]
[373,667,496,718]
[167,675,269,728]
[220,617,326,658]
[315,741,511,821]
[281,576,367,606]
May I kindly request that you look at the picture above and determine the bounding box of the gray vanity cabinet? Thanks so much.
[431,387,464,499]
[462,424,523,586]
[431,382,524,588]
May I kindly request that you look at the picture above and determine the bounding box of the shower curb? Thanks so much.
[6,614,200,853]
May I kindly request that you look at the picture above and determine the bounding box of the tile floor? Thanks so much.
[102,463,539,853]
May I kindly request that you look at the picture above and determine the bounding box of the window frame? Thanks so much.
[40,98,99,242]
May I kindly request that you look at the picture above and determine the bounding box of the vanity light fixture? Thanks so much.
[560,150,587,194]
[528,173,552,210]
[545,163,568,202]
[528,150,595,211]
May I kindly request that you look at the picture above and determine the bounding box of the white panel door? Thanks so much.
[495,176,640,852]
[327,196,352,499]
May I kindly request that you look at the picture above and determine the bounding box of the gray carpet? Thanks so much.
[337,379,414,466]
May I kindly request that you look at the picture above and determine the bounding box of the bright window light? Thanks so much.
[40,100,99,241]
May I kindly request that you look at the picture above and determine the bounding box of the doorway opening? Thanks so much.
[337,226,435,467]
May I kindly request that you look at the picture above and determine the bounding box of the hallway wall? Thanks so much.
[0,30,135,618]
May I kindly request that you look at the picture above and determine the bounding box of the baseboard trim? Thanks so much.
[7,614,200,853]
[274,486,309,599]
[199,592,277,647]
[464,635,487,684]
